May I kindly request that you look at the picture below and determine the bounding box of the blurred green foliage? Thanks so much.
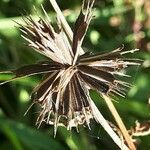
[0,0,150,149]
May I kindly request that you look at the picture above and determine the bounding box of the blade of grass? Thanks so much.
[1,125,23,150]
[49,0,73,40]
[49,0,85,55]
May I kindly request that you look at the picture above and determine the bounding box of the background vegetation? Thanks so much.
[0,0,150,149]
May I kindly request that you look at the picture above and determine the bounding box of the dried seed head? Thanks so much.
[0,0,143,149]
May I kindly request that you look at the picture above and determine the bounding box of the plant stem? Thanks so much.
[90,100,129,150]
[102,94,136,150]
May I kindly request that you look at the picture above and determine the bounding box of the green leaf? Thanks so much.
[0,118,65,150]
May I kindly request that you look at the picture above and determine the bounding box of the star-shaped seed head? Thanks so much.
[0,0,141,149]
